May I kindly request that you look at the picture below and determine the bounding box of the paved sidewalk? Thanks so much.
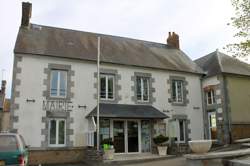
[124,157,186,166]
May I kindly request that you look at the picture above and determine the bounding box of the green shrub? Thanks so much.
[153,135,169,146]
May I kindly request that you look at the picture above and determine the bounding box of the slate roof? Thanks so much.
[87,103,168,119]
[14,24,204,75]
[195,51,250,77]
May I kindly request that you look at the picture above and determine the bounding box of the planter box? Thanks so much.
[157,146,168,156]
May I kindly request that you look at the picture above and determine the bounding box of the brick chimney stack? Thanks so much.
[21,2,32,28]
[167,32,180,49]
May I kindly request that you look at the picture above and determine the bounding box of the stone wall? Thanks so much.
[28,147,85,165]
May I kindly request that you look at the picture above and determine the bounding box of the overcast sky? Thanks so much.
[0,0,236,97]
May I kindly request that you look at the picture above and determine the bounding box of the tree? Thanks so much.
[226,0,250,57]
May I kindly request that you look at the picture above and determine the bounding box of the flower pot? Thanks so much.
[157,146,168,156]
[103,149,115,160]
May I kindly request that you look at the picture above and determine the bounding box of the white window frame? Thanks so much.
[137,77,149,102]
[172,80,184,103]
[48,118,66,147]
[100,74,115,100]
[176,119,186,143]
[50,70,67,98]
[206,90,215,105]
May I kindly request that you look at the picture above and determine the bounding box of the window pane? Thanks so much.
[100,119,110,142]
[50,71,59,96]
[58,120,65,144]
[0,135,18,152]
[108,76,114,99]
[59,71,67,97]
[179,120,185,141]
[50,120,57,144]
[172,81,177,102]
[100,76,106,98]
[136,77,142,100]
[177,81,183,102]
[143,78,149,101]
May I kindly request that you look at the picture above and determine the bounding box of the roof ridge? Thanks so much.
[30,23,171,47]
[216,51,223,73]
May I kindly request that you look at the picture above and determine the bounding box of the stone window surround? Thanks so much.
[41,63,75,148]
[10,55,23,133]
[171,114,191,144]
[167,76,189,106]
[131,72,156,104]
[94,68,122,104]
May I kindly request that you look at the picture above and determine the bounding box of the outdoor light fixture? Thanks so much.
[26,99,35,103]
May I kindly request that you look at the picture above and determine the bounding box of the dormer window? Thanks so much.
[100,74,115,100]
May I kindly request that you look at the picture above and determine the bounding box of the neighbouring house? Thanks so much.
[0,80,10,131]
[195,50,250,144]
[11,2,205,164]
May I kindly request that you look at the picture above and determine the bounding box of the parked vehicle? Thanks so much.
[0,133,29,166]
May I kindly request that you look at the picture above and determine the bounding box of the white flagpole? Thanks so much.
[97,36,101,151]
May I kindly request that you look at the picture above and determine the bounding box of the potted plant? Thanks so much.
[153,135,169,156]
[101,138,115,160]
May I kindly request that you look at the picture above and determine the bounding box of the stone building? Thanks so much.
[11,2,206,164]
[196,50,250,144]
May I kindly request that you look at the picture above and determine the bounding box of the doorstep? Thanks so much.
[102,153,176,165]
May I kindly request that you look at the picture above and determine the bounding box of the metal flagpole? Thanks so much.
[96,36,101,151]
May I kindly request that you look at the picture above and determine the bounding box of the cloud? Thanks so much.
[0,0,236,97]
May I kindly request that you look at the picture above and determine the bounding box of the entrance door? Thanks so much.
[141,120,151,152]
[127,121,139,153]
[208,112,217,139]
[113,121,125,153]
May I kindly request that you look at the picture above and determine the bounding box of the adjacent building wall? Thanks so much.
[12,53,204,148]
[226,74,250,140]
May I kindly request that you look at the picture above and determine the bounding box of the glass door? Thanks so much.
[113,121,125,153]
[141,120,151,152]
[208,112,217,139]
[127,121,139,153]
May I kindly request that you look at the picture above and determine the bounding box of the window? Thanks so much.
[158,123,166,136]
[100,74,114,100]
[100,119,110,142]
[136,77,149,102]
[177,119,186,143]
[172,80,184,103]
[206,90,215,105]
[50,70,67,98]
[49,119,66,147]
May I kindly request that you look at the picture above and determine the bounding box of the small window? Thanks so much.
[172,80,184,103]
[158,123,166,136]
[100,119,110,143]
[50,70,67,98]
[206,90,215,105]
[100,74,115,100]
[49,119,66,147]
[136,77,149,102]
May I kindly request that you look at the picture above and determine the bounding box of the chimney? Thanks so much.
[167,32,180,49]
[1,80,6,95]
[21,2,32,28]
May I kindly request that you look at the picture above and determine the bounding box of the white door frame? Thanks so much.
[208,111,217,139]
[111,119,141,154]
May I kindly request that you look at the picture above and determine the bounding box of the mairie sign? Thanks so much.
[42,100,73,112]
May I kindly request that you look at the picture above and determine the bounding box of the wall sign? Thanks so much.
[43,100,73,112]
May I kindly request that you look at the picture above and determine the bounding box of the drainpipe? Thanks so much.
[96,37,101,151]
